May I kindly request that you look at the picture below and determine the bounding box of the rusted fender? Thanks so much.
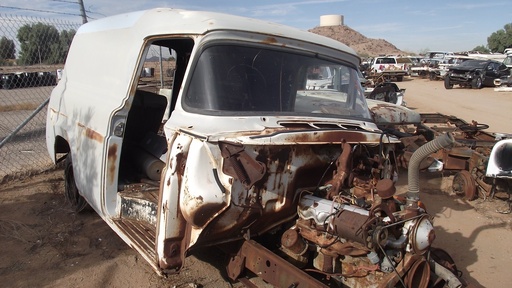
[367,99,421,125]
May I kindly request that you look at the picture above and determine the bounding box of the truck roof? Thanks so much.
[77,8,355,55]
[58,8,359,108]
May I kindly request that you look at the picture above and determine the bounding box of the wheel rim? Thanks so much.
[452,170,476,200]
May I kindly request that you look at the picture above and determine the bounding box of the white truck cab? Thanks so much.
[46,8,461,287]
[368,56,412,81]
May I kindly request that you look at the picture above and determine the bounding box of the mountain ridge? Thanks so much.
[308,25,406,57]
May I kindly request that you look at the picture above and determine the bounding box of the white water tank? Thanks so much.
[320,15,344,26]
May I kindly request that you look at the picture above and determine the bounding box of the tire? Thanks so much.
[471,76,483,89]
[396,76,403,82]
[444,76,453,89]
[64,154,89,212]
[452,170,477,200]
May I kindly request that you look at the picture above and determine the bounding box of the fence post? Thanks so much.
[0,98,50,150]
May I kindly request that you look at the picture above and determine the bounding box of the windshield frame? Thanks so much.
[181,38,371,121]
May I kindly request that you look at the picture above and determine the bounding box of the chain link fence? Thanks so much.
[0,14,81,183]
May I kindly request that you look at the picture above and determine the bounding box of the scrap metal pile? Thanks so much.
[380,113,512,213]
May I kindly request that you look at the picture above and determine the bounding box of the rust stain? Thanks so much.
[85,127,104,143]
[107,143,118,184]
[262,37,278,44]
[175,152,185,184]
[283,131,370,143]
[49,108,67,118]
[231,125,384,144]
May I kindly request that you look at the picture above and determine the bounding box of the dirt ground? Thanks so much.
[1,77,511,288]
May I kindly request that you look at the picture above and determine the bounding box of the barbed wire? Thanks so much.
[0,13,84,26]
[0,5,83,17]
[0,3,100,20]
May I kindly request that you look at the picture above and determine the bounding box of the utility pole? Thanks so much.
[78,0,88,24]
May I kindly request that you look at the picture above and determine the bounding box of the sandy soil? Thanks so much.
[1,77,511,288]
[399,77,512,133]
[0,170,242,288]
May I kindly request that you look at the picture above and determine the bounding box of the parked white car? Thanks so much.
[46,8,462,287]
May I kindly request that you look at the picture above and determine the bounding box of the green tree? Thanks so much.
[17,23,60,65]
[472,45,490,53]
[487,23,512,53]
[0,36,16,60]
[59,29,76,60]
[47,29,76,64]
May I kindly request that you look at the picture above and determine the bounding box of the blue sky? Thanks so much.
[1,0,511,53]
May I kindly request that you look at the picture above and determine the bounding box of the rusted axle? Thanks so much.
[226,239,329,288]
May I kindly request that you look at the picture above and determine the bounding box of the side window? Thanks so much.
[382,58,395,64]
[139,44,176,90]
[139,38,195,119]
[117,38,194,184]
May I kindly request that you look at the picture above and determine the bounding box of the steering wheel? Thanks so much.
[459,123,489,132]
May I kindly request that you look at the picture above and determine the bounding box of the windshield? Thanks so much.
[459,60,488,68]
[184,44,371,120]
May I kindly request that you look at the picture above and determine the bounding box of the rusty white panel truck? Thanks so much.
[46,8,464,287]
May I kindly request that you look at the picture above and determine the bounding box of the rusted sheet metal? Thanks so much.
[238,128,396,144]
[325,141,351,198]
[391,112,511,209]
[85,127,104,143]
[367,100,421,125]
[220,141,266,189]
[198,122,401,145]
[107,143,118,184]
[77,122,104,143]
[261,37,278,45]
[227,239,329,288]
[180,139,229,229]
[201,139,389,245]
[278,130,377,143]
[426,149,469,171]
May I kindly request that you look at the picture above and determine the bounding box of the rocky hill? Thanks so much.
[309,25,405,57]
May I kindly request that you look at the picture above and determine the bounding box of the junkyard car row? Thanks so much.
[443,59,509,89]
[44,8,512,288]
[362,49,512,90]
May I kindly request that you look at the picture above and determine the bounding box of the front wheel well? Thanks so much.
[54,136,70,154]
